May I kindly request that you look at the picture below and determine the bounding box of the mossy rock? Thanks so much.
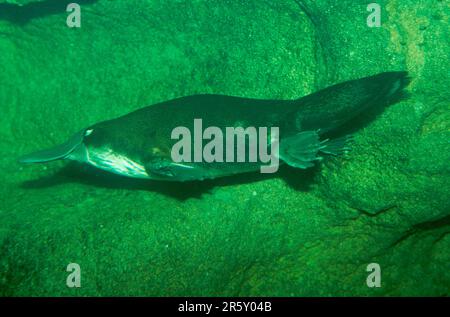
[0,0,448,296]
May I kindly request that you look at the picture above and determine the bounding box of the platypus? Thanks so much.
[18,71,409,181]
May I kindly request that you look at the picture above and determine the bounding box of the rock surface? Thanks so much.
[0,0,448,296]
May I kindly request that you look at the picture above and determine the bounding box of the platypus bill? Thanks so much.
[19,71,410,181]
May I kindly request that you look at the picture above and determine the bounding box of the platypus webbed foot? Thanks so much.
[279,131,323,169]
[319,135,353,156]
[279,131,352,169]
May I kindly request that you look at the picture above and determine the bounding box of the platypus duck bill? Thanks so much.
[18,129,89,164]
[18,128,149,179]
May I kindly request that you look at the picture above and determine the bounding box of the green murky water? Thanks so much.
[0,0,449,296]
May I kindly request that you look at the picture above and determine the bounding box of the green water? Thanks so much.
[0,0,449,296]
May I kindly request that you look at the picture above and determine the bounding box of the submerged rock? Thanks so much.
[0,0,448,296]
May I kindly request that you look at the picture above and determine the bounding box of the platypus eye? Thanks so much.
[84,128,94,137]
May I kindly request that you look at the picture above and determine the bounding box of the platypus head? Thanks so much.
[18,128,92,164]
[18,127,149,179]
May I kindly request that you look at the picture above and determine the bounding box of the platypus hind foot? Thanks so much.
[319,135,353,156]
[279,131,323,169]
[279,131,352,169]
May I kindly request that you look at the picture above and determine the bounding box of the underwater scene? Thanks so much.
[0,0,449,297]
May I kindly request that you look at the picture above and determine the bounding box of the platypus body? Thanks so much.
[19,71,410,181]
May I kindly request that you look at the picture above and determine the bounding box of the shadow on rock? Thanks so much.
[19,162,318,200]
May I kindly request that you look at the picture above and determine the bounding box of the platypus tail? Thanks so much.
[278,71,410,169]
[293,71,411,134]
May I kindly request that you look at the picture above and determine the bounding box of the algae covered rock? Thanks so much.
[0,0,38,5]
[0,0,448,296]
